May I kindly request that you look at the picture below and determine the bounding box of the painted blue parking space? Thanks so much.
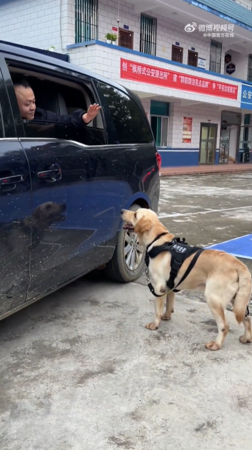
[207,234,252,260]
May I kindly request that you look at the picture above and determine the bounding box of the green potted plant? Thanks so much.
[105,32,117,44]
[105,32,112,44]
[110,33,117,45]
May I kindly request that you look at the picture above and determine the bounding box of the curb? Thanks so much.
[160,167,252,177]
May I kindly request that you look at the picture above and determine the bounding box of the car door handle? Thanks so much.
[0,174,25,185]
[0,174,25,192]
[37,163,62,183]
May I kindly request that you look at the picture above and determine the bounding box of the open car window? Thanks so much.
[9,64,105,145]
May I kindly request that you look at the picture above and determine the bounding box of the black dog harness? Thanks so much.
[144,232,251,317]
[145,232,205,297]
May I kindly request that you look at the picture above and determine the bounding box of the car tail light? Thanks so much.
[156,152,162,172]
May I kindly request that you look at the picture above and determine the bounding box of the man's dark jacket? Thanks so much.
[33,108,86,127]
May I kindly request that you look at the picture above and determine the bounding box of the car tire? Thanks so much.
[105,203,145,283]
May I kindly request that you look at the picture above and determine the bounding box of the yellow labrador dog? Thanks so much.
[121,207,252,351]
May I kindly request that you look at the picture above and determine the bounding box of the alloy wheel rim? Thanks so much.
[124,231,144,271]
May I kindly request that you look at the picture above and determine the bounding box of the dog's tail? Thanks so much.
[233,265,251,324]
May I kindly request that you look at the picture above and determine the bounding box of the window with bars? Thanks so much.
[75,0,98,43]
[209,40,222,73]
[140,13,157,56]
[248,55,252,82]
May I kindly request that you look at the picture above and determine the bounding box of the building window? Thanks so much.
[209,40,222,73]
[75,0,98,43]
[119,29,134,49]
[248,55,252,82]
[150,101,169,147]
[188,50,198,67]
[140,13,157,56]
[171,45,183,63]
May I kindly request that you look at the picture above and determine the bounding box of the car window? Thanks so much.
[9,67,106,146]
[94,80,153,144]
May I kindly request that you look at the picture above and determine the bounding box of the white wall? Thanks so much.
[133,96,222,150]
[224,50,248,80]
[170,102,221,149]
[0,0,250,84]
[69,43,241,110]
[66,0,211,70]
[0,0,63,52]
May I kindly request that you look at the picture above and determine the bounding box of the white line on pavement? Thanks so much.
[158,205,252,219]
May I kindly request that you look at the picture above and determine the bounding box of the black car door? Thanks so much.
[0,68,32,319]
[3,59,128,302]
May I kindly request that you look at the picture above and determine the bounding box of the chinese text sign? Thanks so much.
[120,59,238,100]
[241,84,252,111]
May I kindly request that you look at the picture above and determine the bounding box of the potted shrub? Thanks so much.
[105,32,117,44]
[105,33,112,44]
[110,33,117,45]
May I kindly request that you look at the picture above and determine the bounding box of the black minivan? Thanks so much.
[0,41,160,320]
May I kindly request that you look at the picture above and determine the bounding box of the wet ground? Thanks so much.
[138,173,252,303]
[159,172,252,256]
[1,173,252,450]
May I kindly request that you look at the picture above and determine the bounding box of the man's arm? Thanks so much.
[35,104,101,127]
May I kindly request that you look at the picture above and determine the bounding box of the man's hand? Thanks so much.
[82,103,101,124]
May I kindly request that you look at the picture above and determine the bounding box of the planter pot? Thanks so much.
[112,41,116,45]
[106,39,111,44]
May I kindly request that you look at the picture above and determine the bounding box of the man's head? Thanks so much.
[14,79,36,120]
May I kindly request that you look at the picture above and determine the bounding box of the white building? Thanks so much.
[1,0,252,167]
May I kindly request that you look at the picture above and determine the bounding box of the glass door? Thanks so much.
[219,126,230,164]
[199,124,217,164]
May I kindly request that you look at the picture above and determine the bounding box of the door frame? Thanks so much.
[118,28,134,49]
[187,50,198,67]
[171,45,183,63]
[199,123,218,165]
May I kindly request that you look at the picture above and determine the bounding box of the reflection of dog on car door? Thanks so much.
[0,201,66,255]
[121,207,252,351]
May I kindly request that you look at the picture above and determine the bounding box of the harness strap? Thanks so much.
[146,232,169,252]
[147,283,164,297]
[145,232,170,269]
[169,248,205,292]
[245,305,250,317]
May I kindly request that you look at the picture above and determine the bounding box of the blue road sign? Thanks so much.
[241,84,252,110]
[207,234,252,260]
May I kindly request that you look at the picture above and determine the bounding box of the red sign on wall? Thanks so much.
[183,117,192,143]
[120,58,238,100]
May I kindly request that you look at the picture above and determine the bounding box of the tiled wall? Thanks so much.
[69,44,241,110]
[67,0,248,78]
[141,97,221,149]
[171,102,221,148]
[0,0,63,51]
[69,0,212,69]
[0,0,249,82]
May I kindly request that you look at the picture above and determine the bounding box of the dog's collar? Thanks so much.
[146,232,170,252]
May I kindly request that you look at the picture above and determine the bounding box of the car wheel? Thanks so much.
[105,203,145,283]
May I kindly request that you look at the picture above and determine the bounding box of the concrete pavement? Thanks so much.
[1,172,252,450]
[1,278,252,450]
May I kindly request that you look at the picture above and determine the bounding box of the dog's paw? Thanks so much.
[161,313,172,321]
[239,335,252,344]
[205,341,220,351]
[145,322,158,330]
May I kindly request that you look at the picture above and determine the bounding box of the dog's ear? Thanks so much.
[134,216,152,233]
